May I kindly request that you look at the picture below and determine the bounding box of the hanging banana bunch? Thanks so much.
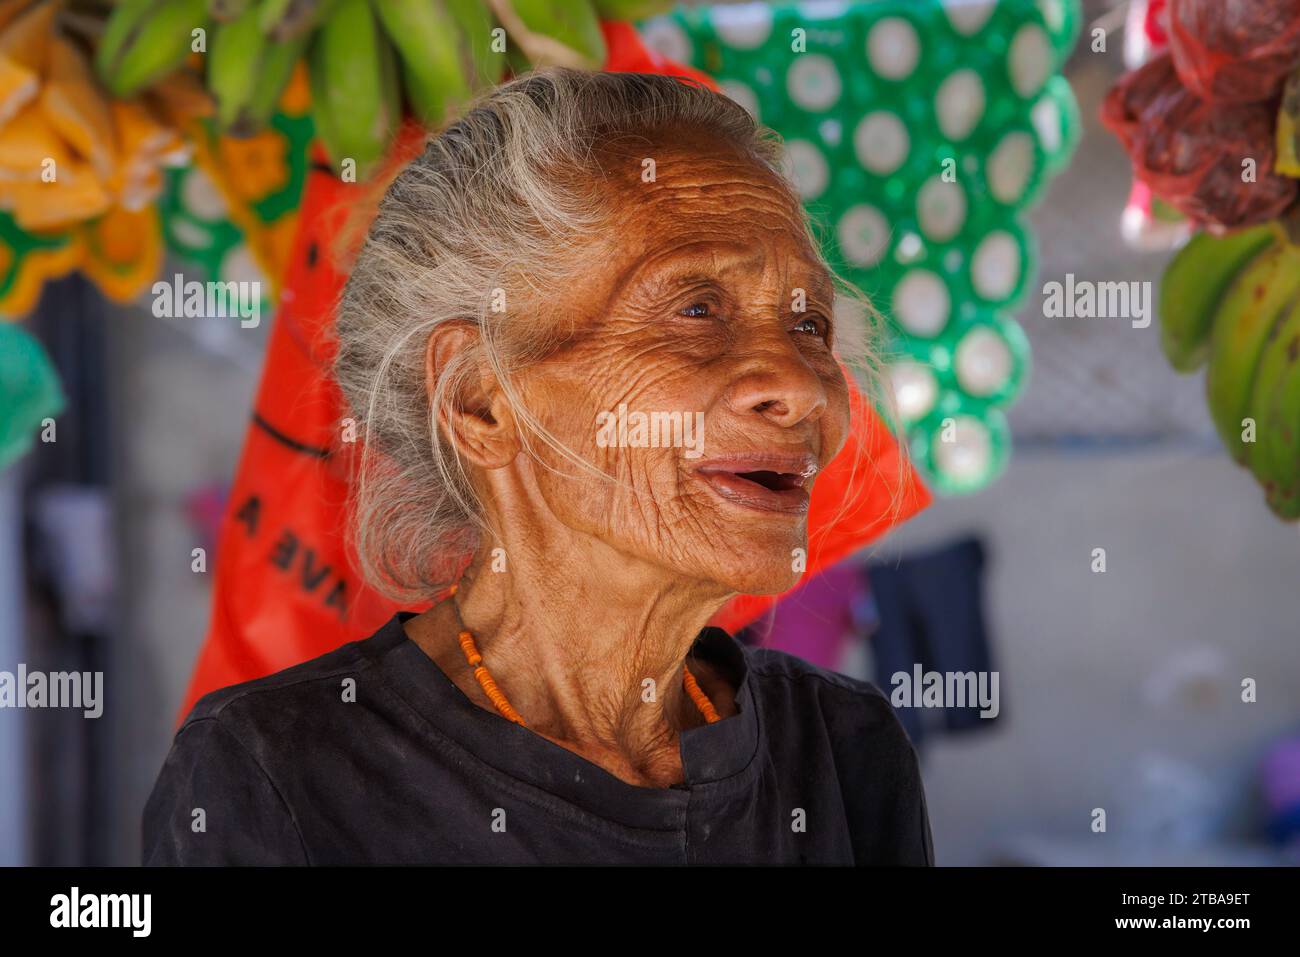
[207,0,310,136]
[485,0,604,70]
[1159,225,1300,520]
[1105,5,1300,521]
[94,0,210,98]
[93,0,675,181]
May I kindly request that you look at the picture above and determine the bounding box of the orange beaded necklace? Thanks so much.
[442,583,720,727]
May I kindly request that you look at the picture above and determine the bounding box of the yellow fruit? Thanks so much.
[0,0,57,125]
[125,166,164,211]
[0,0,41,32]
[0,2,185,311]
[111,98,177,164]
[0,163,40,182]
[0,102,71,172]
[107,98,188,208]
[41,34,118,181]
[9,160,111,230]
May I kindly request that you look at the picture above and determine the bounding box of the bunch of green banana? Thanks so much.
[1158,225,1278,373]
[98,0,662,178]
[591,0,676,20]
[372,0,503,130]
[208,1,310,136]
[257,0,338,41]
[489,0,606,69]
[1245,294,1300,518]
[208,0,254,22]
[1160,225,1300,518]
[311,0,567,174]
[461,1,508,91]
[307,0,399,178]
[95,0,212,97]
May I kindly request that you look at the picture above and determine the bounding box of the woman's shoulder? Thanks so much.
[144,616,412,864]
[740,643,918,761]
[742,643,932,865]
[743,643,896,714]
[181,614,408,734]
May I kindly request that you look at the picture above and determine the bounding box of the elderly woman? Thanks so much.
[144,70,932,865]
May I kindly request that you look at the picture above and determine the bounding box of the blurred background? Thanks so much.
[3,0,1300,865]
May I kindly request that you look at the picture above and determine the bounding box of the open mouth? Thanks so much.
[693,454,818,514]
[732,470,807,492]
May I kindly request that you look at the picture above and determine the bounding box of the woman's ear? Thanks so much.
[425,321,521,469]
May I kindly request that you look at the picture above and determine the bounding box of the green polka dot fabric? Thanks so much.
[162,163,261,291]
[643,0,1080,494]
[160,111,314,316]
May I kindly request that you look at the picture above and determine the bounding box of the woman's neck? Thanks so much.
[407,528,737,787]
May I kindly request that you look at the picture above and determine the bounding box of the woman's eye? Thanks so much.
[681,302,712,318]
[794,316,827,338]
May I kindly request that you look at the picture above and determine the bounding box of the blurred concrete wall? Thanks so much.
[107,316,261,865]
[881,448,1300,865]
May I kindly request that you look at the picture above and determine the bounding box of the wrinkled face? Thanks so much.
[511,140,852,595]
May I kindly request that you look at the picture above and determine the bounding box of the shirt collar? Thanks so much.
[374,613,763,829]
[680,626,763,785]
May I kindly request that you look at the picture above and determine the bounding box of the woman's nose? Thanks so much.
[724,338,829,428]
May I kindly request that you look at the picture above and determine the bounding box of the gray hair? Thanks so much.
[334,68,887,603]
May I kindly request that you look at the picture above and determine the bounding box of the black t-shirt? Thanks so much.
[143,612,933,865]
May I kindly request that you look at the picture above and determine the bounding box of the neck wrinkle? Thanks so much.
[451,521,733,766]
